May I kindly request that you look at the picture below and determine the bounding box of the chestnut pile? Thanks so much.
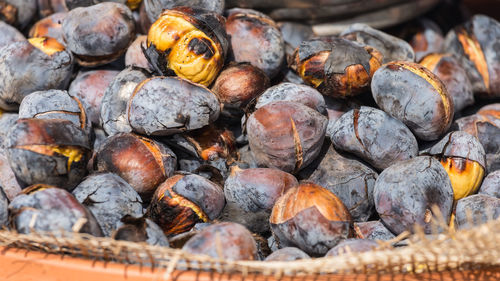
[1,0,500,261]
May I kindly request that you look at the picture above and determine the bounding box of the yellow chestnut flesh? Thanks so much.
[440,157,485,201]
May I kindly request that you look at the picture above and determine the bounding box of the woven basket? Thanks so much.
[1,216,500,280]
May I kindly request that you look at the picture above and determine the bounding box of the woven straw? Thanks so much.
[1,216,499,277]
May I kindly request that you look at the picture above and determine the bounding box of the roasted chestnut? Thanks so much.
[7,118,91,190]
[29,12,67,45]
[182,222,257,261]
[405,19,444,62]
[221,166,298,233]
[278,21,314,58]
[0,150,22,200]
[37,0,67,17]
[0,20,25,48]
[18,89,91,135]
[270,182,352,256]
[371,61,454,141]
[340,23,415,63]
[100,66,151,136]
[95,133,177,200]
[144,7,228,86]
[69,69,120,126]
[479,170,500,199]
[127,76,220,135]
[264,247,310,261]
[325,239,378,257]
[255,82,326,114]
[147,173,225,236]
[144,0,224,23]
[373,156,454,235]
[291,37,382,98]
[328,106,418,171]
[247,101,327,174]
[125,35,152,72]
[226,8,285,79]
[455,194,500,230]
[62,2,136,67]
[425,131,486,201]
[0,0,37,29]
[444,15,500,98]
[0,111,18,149]
[353,221,395,241]
[0,37,73,111]
[112,215,170,246]
[8,184,103,236]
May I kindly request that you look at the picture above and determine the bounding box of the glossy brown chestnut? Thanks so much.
[147,173,225,236]
[95,133,177,200]
[270,182,352,256]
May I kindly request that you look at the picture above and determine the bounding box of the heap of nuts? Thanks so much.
[1,0,500,261]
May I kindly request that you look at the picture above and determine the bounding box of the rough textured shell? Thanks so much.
[426,131,486,168]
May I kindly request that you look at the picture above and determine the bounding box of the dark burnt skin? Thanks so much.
[95,133,176,200]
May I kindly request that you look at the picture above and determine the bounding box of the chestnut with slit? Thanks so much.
[419,53,474,113]
[306,145,377,222]
[455,194,500,230]
[328,106,418,171]
[444,15,500,98]
[144,7,228,86]
[373,156,454,235]
[270,182,352,256]
[112,215,170,247]
[147,173,225,236]
[72,173,144,237]
[425,131,486,201]
[0,37,73,111]
[226,8,285,79]
[182,222,257,261]
[62,2,136,67]
[291,37,382,99]
[18,90,91,136]
[7,118,91,191]
[246,101,327,174]
[353,221,395,241]
[29,12,67,45]
[8,184,102,236]
[340,23,415,63]
[405,19,444,62]
[371,61,454,141]
[95,133,177,201]
[127,76,220,136]
[0,20,25,48]
[100,67,151,136]
[221,166,298,233]
[255,82,326,114]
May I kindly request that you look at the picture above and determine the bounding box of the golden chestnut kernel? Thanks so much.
[126,0,142,10]
[440,157,485,201]
[15,145,84,172]
[28,37,65,56]
[456,28,490,92]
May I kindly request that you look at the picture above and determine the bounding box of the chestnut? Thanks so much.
[8,184,103,236]
[18,90,91,136]
[0,37,74,111]
[125,35,152,72]
[127,76,220,136]
[100,66,151,136]
[373,156,454,235]
[291,37,383,98]
[328,106,418,171]
[270,182,352,256]
[444,15,500,98]
[479,170,500,199]
[144,7,228,86]
[0,150,22,200]
[371,61,454,141]
[1,0,37,29]
[0,111,18,149]
[0,20,25,48]
[220,166,298,233]
[325,239,378,257]
[112,215,170,247]
[182,222,257,261]
[72,173,144,236]
[37,0,67,17]
[69,69,120,126]
[405,19,444,62]
[226,8,285,79]
[353,221,395,241]
[425,131,486,201]
[212,63,270,117]
[278,22,314,58]
[306,145,377,222]
[144,0,224,23]
[264,247,310,261]
[29,12,67,45]
[95,133,177,200]
[62,2,136,67]
[246,101,327,174]
[147,173,225,236]
[255,82,326,114]
[7,118,91,190]
[340,23,415,63]
[455,194,500,230]
[419,53,474,113]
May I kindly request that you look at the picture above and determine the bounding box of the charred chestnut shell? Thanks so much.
[145,7,228,86]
